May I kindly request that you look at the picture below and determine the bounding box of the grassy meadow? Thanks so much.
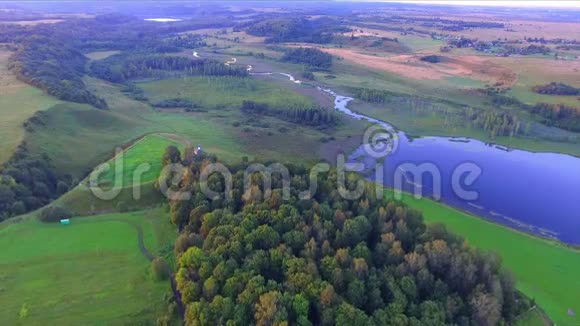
[387,190,580,326]
[0,209,177,325]
[94,134,184,188]
[138,75,315,110]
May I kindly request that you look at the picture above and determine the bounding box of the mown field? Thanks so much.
[388,190,580,326]
[94,133,184,188]
[0,49,61,164]
[0,209,176,325]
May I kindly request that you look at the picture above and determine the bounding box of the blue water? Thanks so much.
[350,134,580,244]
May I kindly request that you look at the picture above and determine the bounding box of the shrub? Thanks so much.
[116,201,129,213]
[38,206,72,223]
[420,55,443,63]
[151,257,170,281]
[19,304,29,319]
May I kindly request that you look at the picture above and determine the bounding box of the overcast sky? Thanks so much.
[371,1,580,8]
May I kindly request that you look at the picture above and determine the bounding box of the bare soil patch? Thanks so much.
[312,46,516,85]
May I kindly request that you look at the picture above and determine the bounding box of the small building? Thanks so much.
[60,219,70,225]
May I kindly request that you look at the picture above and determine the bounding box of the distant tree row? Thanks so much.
[491,94,580,132]
[241,100,338,126]
[466,109,521,138]
[159,149,532,325]
[281,47,333,69]
[532,82,579,96]
[527,103,580,132]
[90,55,248,83]
[244,17,348,44]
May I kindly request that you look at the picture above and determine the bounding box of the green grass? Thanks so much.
[95,134,183,188]
[387,190,579,326]
[138,75,315,110]
[0,209,177,325]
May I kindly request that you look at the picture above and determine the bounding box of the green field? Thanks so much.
[138,75,315,110]
[388,190,580,326]
[94,134,184,188]
[0,209,177,325]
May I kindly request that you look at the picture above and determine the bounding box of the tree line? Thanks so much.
[243,17,348,44]
[241,100,338,127]
[527,103,580,132]
[281,47,333,70]
[156,148,532,325]
[532,82,579,96]
[90,55,248,83]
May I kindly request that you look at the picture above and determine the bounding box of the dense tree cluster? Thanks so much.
[532,82,579,96]
[160,150,531,325]
[490,94,580,132]
[526,103,580,132]
[241,100,338,126]
[0,144,71,220]
[353,88,398,104]
[244,18,348,44]
[466,109,521,138]
[281,48,333,69]
[90,55,248,83]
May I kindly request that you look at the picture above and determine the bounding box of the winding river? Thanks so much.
[199,52,580,244]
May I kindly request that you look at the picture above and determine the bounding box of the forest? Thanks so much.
[240,100,338,127]
[244,17,349,44]
[157,148,532,325]
[281,47,333,69]
[90,55,248,84]
[526,103,580,132]
[0,143,71,220]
